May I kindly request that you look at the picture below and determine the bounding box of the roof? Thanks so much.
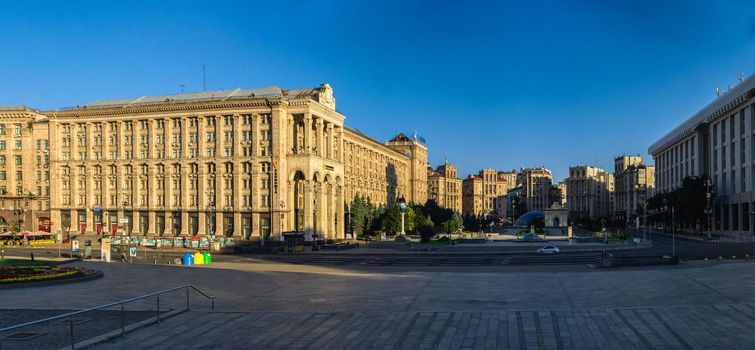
[0,105,34,112]
[388,133,413,142]
[464,175,483,181]
[649,72,755,155]
[62,84,332,111]
[82,86,309,109]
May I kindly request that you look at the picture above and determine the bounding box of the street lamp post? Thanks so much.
[398,197,407,235]
[705,178,713,239]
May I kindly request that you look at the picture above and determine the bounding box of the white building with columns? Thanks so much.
[649,73,755,236]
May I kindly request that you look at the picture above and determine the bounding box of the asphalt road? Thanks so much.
[4,233,755,267]
[626,229,755,259]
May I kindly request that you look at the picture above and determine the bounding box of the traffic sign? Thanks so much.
[129,247,137,257]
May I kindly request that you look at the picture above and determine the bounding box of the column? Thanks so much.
[336,185,345,239]
[317,183,327,238]
[338,127,345,163]
[215,210,223,236]
[165,211,172,236]
[304,114,312,154]
[327,123,334,160]
[328,183,335,238]
[288,116,294,154]
[303,181,313,239]
[198,116,207,159]
[198,165,206,235]
[252,114,260,156]
[233,212,242,237]
[315,118,324,157]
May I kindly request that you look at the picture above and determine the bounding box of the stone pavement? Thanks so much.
[1,260,754,349]
[94,304,755,349]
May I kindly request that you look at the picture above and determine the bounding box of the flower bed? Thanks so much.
[0,265,85,284]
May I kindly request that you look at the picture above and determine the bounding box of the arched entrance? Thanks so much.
[552,217,560,227]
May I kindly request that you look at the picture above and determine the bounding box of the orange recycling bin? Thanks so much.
[193,251,205,265]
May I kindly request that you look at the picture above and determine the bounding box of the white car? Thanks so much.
[537,246,560,255]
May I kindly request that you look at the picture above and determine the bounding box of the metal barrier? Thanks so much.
[0,284,215,350]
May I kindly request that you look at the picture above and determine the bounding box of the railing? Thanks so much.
[0,284,215,350]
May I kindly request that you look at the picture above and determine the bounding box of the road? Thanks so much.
[625,229,755,259]
[3,232,755,268]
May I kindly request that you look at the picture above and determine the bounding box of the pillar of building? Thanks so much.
[315,118,324,157]
[233,211,242,237]
[304,114,312,154]
[334,185,343,239]
[287,116,294,154]
[198,165,207,235]
[303,180,314,239]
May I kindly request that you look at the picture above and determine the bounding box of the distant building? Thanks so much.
[427,160,462,212]
[567,165,613,220]
[613,156,655,225]
[462,169,516,217]
[556,181,568,207]
[462,175,483,216]
[517,167,553,211]
[0,106,50,233]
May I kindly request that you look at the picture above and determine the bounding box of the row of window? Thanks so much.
[59,114,271,134]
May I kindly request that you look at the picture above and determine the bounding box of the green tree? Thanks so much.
[350,195,374,237]
[512,195,528,220]
[548,185,563,207]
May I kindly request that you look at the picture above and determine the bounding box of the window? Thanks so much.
[740,109,746,136]
[730,115,735,140]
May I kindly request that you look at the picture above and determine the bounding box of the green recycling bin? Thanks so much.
[202,251,212,264]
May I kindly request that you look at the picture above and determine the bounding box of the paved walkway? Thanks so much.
[95,304,755,350]
[2,261,754,349]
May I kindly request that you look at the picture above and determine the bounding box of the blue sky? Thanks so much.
[1,0,754,181]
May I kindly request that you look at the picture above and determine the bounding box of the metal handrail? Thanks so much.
[0,284,215,350]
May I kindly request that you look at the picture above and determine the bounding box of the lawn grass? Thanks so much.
[0,259,54,266]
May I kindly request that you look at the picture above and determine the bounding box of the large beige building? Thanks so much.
[0,106,51,233]
[36,83,426,241]
[613,156,655,224]
[462,175,483,216]
[461,169,514,217]
[517,167,553,211]
[567,165,613,220]
[649,73,755,235]
[427,160,462,212]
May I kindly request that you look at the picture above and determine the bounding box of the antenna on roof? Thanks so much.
[738,72,745,82]
[202,65,207,92]
[716,86,721,97]
[180,84,185,93]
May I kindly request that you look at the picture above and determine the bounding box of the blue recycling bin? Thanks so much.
[182,252,194,266]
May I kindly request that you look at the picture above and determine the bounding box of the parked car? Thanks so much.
[537,246,560,255]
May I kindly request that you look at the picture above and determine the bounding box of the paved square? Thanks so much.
[1,260,754,349]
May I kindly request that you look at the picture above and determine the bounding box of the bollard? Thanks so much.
[30,253,34,261]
